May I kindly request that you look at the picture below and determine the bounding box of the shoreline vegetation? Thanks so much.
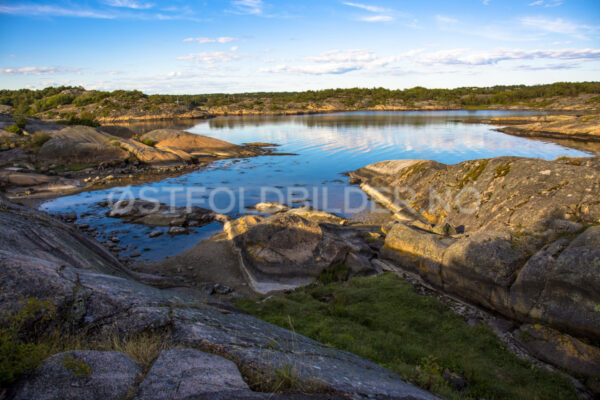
[1,82,599,124]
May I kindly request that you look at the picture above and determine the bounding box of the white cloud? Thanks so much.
[261,49,393,75]
[520,16,588,35]
[177,51,242,64]
[342,2,387,13]
[104,0,153,9]
[528,0,563,7]
[360,15,393,22]
[0,4,114,18]
[0,66,81,75]
[435,15,458,23]
[183,37,237,44]
[413,48,600,65]
[306,49,377,63]
[483,0,490,5]
[230,46,239,51]
[232,0,263,15]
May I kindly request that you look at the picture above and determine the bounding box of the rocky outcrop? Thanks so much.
[351,156,600,343]
[134,349,255,400]
[350,156,600,233]
[515,324,600,379]
[0,199,433,400]
[510,226,600,340]
[225,209,378,293]
[488,114,600,142]
[140,129,248,156]
[11,351,141,400]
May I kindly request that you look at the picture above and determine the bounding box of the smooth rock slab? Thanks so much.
[134,348,251,400]
[12,350,141,400]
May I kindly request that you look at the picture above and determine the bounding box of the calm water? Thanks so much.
[41,111,590,261]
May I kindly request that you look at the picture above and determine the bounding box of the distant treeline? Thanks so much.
[1,82,599,116]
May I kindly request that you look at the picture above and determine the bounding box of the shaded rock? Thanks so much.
[211,283,233,295]
[227,210,375,293]
[515,324,600,378]
[12,350,140,400]
[381,223,453,286]
[441,231,530,315]
[510,226,600,340]
[134,349,250,400]
[442,368,467,391]
[38,126,128,165]
[432,221,457,236]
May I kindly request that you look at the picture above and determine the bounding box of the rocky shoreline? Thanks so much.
[0,113,283,202]
[2,107,600,397]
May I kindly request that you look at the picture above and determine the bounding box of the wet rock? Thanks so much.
[135,349,250,400]
[105,199,215,228]
[148,229,163,238]
[11,351,141,400]
[130,251,141,258]
[168,226,187,235]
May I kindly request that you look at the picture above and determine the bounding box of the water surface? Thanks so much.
[41,111,590,262]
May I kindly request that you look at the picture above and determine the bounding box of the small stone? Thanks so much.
[211,283,233,295]
[130,251,141,258]
[442,368,467,391]
[168,226,187,235]
[148,229,163,238]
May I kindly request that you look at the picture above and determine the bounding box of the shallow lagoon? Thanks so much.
[41,111,590,261]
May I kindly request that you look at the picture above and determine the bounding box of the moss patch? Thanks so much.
[458,159,489,188]
[235,273,578,400]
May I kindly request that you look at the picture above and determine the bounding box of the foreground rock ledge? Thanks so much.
[0,196,434,400]
[350,156,600,343]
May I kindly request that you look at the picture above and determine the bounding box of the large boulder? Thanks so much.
[140,129,244,156]
[11,351,141,400]
[510,226,600,340]
[38,126,128,164]
[230,211,375,293]
[134,349,252,400]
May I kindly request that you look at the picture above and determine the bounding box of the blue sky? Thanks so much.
[0,0,599,93]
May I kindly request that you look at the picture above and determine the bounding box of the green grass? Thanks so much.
[235,273,578,400]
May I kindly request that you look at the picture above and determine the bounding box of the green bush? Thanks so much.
[4,124,21,135]
[0,298,55,386]
[141,139,157,147]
